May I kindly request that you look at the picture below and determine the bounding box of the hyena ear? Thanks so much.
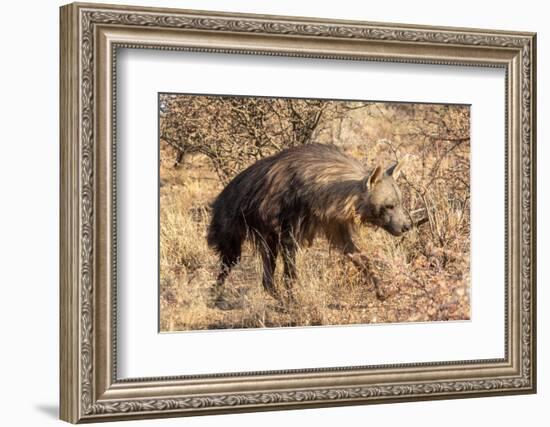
[386,161,405,180]
[365,165,384,190]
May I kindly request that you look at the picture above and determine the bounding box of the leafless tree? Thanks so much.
[160,94,371,183]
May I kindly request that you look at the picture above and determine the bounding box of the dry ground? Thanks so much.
[159,135,470,332]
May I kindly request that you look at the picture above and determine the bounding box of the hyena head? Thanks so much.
[357,161,412,237]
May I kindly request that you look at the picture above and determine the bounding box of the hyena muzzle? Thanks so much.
[207,143,412,305]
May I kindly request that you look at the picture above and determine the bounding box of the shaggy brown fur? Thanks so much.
[207,143,411,303]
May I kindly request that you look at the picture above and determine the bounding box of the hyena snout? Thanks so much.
[391,213,412,236]
[386,208,412,236]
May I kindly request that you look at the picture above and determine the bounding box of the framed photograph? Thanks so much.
[60,2,537,423]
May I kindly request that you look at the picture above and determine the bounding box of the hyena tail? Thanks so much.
[207,209,245,268]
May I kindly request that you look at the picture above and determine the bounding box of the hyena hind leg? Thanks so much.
[210,251,240,310]
[281,237,298,302]
[259,239,280,301]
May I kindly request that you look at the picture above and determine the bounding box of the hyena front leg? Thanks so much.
[345,252,385,300]
[326,223,385,300]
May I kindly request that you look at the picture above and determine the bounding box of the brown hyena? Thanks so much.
[207,143,411,305]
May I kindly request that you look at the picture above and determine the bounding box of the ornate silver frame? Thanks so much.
[60,2,536,423]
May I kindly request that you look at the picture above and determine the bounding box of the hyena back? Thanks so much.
[207,143,411,302]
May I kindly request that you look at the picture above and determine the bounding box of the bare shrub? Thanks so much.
[160,94,368,183]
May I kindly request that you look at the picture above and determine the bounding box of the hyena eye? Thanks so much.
[386,204,395,210]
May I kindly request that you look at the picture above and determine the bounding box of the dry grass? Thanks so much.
[159,101,471,332]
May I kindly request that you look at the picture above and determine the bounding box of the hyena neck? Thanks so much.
[310,178,365,225]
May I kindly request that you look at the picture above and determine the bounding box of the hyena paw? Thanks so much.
[208,287,233,310]
[213,297,233,311]
[375,288,387,301]
[346,252,370,271]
